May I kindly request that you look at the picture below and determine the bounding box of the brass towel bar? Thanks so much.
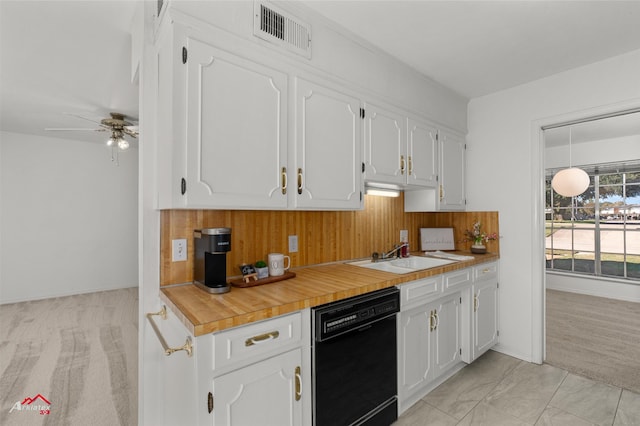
[146,306,193,357]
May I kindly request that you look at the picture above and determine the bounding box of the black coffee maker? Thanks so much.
[193,228,231,294]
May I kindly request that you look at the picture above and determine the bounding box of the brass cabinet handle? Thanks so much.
[281,167,287,195]
[439,184,445,201]
[408,155,413,175]
[433,310,439,331]
[294,366,302,401]
[482,268,490,273]
[146,306,193,357]
[245,330,280,347]
[297,168,303,195]
[400,155,405,175]
[429,310,435,331]
[474,295,479,312]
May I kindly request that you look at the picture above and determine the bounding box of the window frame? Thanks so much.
[545,165,640,282]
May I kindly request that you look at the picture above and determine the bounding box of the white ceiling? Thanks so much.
[0,0,138,145]
[2,1,640,145]
[302,0,640,98]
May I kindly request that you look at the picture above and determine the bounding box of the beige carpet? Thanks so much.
[0,288,138,426]
[546,289,640,394]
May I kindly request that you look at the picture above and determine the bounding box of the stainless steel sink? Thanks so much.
[348,256,457,274]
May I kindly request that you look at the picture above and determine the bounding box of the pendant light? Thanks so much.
[551,126,589,197]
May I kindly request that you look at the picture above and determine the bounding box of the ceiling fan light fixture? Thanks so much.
[117,138,130,151]
[106,129,129,151]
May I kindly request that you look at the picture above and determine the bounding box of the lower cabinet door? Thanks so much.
[398,306,432,402]
[473,280,499,360]
[432,293,462,378]
[398,292,462,414]
[213,348,302,426]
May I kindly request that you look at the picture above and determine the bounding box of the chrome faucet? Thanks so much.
[372,242,409,262]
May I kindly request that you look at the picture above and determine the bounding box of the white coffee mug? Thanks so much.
[268,253,291,276]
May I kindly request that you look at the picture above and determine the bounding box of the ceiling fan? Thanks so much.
[46,112,138,151]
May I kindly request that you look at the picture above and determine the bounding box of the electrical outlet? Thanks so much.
[288,235,298,253]
[400,230,408,242]
[172,239,187,262]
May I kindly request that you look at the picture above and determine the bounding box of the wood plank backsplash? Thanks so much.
[160,194,499,286]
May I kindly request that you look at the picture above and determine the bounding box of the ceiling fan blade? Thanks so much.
[122,126,139,138]
[63,112,104,126]
[45,127,107,132]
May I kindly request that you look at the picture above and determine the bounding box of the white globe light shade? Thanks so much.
[117,138,130,151]
[551,167,590,197]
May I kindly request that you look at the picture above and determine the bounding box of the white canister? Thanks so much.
[268,253,291,276]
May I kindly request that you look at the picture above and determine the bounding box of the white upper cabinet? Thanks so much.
[157,22,364,211]
[363,102,406,185]
[407,118,439,187]
[183,38,288,209]
[404,128,466,212]
[293,77,363,210]
[439,130,466,210]
[364,103,438,188]
[155,11,466,211]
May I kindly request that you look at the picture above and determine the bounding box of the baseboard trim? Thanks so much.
[0,284,139,305]
[491,344,534,364]
[546,273,640,303]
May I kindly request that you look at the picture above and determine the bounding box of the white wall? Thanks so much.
[466,49,640,362]
[0,131,138,304]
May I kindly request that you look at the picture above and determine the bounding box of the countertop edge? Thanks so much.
[161,252,499,336]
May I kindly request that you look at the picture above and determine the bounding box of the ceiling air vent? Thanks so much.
[254,2,311,58]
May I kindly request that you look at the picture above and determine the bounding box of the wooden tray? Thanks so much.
[231,271,297,288]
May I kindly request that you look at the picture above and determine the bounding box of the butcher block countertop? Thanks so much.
[160,252,499,337]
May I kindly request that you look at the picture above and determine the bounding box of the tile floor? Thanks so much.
[394,350,640,426]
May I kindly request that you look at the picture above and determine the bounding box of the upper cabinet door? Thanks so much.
[363,103,406,185]
[184,38,288,209]
[407,119,438,187]
[439,130,466,211]
[294,77,362,210]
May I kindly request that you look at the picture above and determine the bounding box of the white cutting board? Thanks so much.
[420,228,455,251]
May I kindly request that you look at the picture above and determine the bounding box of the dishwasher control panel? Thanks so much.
[314,287,399,341]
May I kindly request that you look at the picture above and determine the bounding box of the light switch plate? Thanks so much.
[172,239,187,261]
[400,229,408,242]
[288,235,298,253]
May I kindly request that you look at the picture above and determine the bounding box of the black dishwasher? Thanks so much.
[312,287,399,426]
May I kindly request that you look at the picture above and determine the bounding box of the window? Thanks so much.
[545,164,640,281]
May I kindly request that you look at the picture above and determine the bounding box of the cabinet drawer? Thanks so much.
[443,268,472,290]
[399,276,442,309]
[212,312,303,370]
[474,262,499,282]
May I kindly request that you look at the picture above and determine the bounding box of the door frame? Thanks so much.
[530,98,640,364]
